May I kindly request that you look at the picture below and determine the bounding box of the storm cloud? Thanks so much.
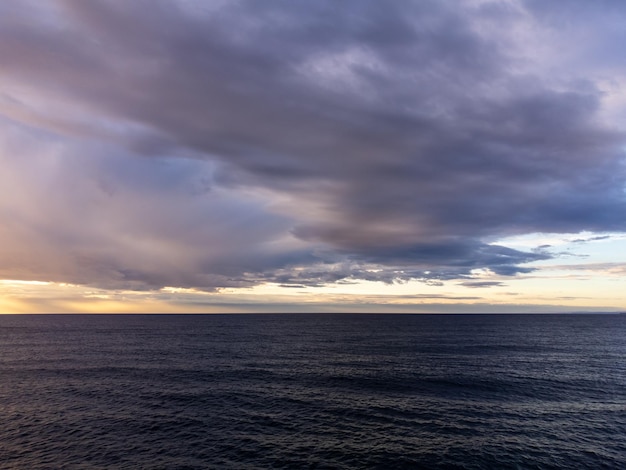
[0,0,625,291]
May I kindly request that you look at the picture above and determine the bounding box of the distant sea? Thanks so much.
[1,314,624,469]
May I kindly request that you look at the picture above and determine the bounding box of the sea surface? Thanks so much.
[0,314,625,469]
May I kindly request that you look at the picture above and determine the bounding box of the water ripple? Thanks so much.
[1,314,625,469]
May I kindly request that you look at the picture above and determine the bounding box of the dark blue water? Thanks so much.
[1,314,624,469]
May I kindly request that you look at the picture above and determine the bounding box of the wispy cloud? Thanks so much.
[458,281,507,289]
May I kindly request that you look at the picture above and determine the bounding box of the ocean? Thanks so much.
[1,313,624,469]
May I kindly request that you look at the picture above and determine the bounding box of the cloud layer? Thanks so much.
[0,0,625,291]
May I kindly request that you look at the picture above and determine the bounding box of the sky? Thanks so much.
[1,0,625,313]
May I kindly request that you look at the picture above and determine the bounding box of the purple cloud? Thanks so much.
[0,0,625,291]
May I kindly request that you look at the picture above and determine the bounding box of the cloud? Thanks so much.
[458,281,506,289]
[571,235,612,243]
[0,0,625,291]
[0,117,315,290]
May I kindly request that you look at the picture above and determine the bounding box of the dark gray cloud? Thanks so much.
[459,281,506,289]
[572,235,612,243]
[0,0,625,291]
